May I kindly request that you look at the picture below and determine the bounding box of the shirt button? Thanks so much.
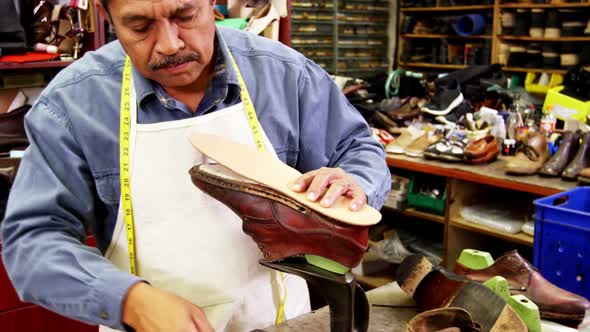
[101,311,109,320]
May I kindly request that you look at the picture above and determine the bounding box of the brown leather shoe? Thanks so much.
[539,131,580,177]
[407,308,480,332]
[505,132,549,175]
[464,136,499,164]
[454,250,590,324]
[189,164,369,268]
[562,132,590,181]
[370,111,400,135]
[397,254,526,332]
[387,97,421,121]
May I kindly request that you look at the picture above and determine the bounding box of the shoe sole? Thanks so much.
[397,255,526,332]
[421,93,465,116]
[405,150,424,158]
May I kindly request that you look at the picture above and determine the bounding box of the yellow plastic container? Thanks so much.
[543,86,590,123]
[525,73,563,95]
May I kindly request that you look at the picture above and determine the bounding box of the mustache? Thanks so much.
[148,53,200,71]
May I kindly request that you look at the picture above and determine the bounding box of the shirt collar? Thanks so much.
[130,27,241,110]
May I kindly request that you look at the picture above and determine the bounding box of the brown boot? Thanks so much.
[505,132,549,175]
[454,250,590,324]
[407,308,480,332]
[397,255,527,332]
[562,132,590,180]
[539,131,580,177]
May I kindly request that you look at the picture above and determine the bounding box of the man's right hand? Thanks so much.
[122,282,214,332]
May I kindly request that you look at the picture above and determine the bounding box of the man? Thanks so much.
[1,0,390,331]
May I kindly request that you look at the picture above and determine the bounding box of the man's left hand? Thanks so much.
[291,167,367,211]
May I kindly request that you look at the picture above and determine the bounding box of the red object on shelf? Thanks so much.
[0,52,60,64]
[0,306,96,332]
[0,238,98,331]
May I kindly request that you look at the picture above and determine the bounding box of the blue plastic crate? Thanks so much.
[533,187,590,300]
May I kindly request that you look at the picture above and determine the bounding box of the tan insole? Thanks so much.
[190,133,381,226]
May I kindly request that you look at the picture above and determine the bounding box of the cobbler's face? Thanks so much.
[108,0,216,88]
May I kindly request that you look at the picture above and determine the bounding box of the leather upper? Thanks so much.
[464,135,499,164]
[189,165,369,268]
[562,132,590,180]
[455,250,590,321]
[506,132,549,174]
[407,307,480,332]
[539,131,580,176]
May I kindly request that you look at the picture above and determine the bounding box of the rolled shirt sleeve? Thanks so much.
[0,100,143,329]
[296,59,391,209]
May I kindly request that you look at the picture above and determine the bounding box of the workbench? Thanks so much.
[263,282,417,331]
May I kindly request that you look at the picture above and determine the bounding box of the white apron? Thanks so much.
[100,68,310,331]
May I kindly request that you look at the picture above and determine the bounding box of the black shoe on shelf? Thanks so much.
[529,9,545,37]
[402,16,416,34]
[544,10,560,38]
[525,43,543,68]
[421,79,465,116]
[542,43,561,69]
[513,9,531,36]
[507,46,527,67]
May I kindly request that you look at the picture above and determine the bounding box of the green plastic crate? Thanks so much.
[407,175,446,216]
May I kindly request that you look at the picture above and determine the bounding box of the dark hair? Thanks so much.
[100,0,113,22]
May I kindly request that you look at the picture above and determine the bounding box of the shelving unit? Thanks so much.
[498,36,590,42]
[499,2,590,9]
[400,4,494,12]
[450,214,533,247]
[291,0,392,76]
[502,67,566,74]
[0,61,74,70]
[401,34,492,39]
[395,0,590,74]
[396,1,495,71]
[398,62,467,70]
[386,153,576,268]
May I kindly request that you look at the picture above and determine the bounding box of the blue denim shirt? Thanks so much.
[1,26,390,329]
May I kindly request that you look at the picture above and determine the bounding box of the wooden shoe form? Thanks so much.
[190,133,382,226]
[397,255,527,332]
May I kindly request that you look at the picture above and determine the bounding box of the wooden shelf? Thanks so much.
[0,60,73,70]
[382,205,446,224]
[337,21,389,26]
[338,67,388,73]
[401,34,492,39]
[292,31,333,36]
[450,216,534,247]
[291,6,334,12]
[386,154,575,196]
[502,67,567,74]
[500,3,590,8]
[338,44,386,48]
[399,62,467,70]
[402,208,445,224]
[291,19,333,24]
[499,36,590,42]
[400,5,494,12]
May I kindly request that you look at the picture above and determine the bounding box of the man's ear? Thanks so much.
[96,1,113,26]
[210,0,216,7]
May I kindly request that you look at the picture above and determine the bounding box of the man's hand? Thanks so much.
[291,167,367,211]
[122,283,214,332]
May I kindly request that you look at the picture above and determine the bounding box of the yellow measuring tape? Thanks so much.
[227,50,288,325]
[120,51,288,323]
[119,57,137,275]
